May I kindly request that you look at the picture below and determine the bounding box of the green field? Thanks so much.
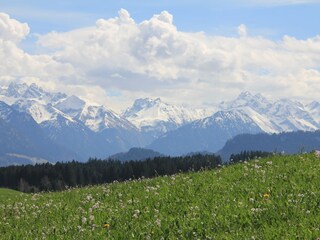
[1,154,320,239]
[0,188,23,201]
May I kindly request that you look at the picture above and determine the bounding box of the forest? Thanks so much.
[0,151,272,193]
[0,154,221,192]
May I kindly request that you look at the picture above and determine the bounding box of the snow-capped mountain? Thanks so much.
[12,99,74,124]
[219,91,319,133]
[123,98,209,128]
[0,82,66,105]
[147,92,320,156]
[219,92,272,114]
[1,82,319,165]
[122,97,210,143]
[0,82,143,163]
[0,82,137,133]
[77,105,137,132]
[148,109,263,156]
[0,101,77,166]
[305,101,320,125]
[54,95,86,118]
[269,99,318,131]
[0,82,72,125]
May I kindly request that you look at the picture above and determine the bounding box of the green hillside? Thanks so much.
[0,188,23,201]
[1,154,320,239]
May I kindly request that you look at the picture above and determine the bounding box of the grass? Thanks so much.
[1,153,320,239]
[0,188,23,201]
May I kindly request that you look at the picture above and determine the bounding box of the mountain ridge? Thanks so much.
[0,82,319,166]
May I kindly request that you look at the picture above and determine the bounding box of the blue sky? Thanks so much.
[2,0,320,39]
[1,0,320,110]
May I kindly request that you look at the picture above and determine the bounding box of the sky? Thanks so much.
[1,0,320,111]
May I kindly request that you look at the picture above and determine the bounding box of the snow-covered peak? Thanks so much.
[197,110,258,128]
[123,98,162,117]
[78,104,136,132]
[21,83,46,99]
[123,97,209,129]
[219,91,272,113]
[6,82,29,98]
[0,82,66,105]
[237,91,254,100]
[54,95,86,117]
[12,98,75,124]
[217,92,319,133]
[5,82,47,99]
[270,98,305,117]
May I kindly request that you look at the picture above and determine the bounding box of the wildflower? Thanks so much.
[92,201,100,209]
[133,210,140,219]
[263,193,270,199]
[103,223,110,229]
[155,218,161,227]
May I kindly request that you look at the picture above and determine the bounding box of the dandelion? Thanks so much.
[103,223,110,229]
[263,193,270,199]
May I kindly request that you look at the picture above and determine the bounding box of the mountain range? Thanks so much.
[0,82,319,166]
[148,92,320,155]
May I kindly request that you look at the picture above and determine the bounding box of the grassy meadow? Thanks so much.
[1,154,320,239]
[0,188,22,201]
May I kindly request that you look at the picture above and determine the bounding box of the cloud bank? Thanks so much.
[1,10,320,110]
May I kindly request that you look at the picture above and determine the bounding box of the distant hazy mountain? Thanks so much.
[122,98,210,144]
[108,148,163,161]
[217,130,320,161]
[148,110,263,156]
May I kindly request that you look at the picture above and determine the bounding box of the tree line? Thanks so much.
[229,150,273,164]
[0,154,222,193]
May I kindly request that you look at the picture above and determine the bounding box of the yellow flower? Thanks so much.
[263,193,270,198]
[103,223,110,229]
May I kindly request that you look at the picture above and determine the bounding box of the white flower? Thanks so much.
[155,218,161,227]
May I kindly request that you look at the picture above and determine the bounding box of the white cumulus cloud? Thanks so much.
[0,12,29,42]
[1,10,320,110]
[0,12,78,94]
